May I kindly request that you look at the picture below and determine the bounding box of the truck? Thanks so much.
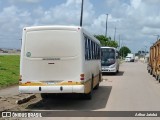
[125,53,135,62]
[147,40,160,82]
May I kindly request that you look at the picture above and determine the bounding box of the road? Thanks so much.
[0,85,19,97]
[24,61,160,111]
[105,61,160,111]
[1,61,160,120]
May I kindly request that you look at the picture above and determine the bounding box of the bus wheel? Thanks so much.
[156,75,159,81]
[41,93,49,99]
[150,70,152,75]
[117,69,119,73]
[113,72,117,75]
[94,73,101,90]
[84,75,93,100]
[158,75,160,83]
[94,83,99,90]
[152,73,155,77]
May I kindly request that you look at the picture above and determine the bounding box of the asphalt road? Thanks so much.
[1,61,160,120]
[24,61,160,120]
[25,61,160,111]
[105,61,160,111]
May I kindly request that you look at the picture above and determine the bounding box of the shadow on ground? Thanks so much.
[27,86,112,111]
[102,71,124,76]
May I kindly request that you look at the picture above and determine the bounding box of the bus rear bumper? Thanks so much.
[19,85,84,94]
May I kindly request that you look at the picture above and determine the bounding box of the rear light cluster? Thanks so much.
[80,74,85,80]
[19,75,22,85]
[25,81,31,84]
[19,75,22,81]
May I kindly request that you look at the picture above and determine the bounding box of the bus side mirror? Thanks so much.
[116,53,119,59]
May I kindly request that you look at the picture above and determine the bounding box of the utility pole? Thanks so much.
[19,39,22,45]
[114,26,116,41]
[119,35,120,50]
[121,39,123,59]
[80,0,84,27]
[105,14,108,38]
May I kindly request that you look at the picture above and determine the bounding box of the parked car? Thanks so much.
[125,57,131,62]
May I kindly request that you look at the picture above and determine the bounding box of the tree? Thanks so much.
[119,46,131,58]
[94,35,118,48]
[94,35,107,46]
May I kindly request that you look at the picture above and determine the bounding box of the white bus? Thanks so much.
[101,47,120,74]
[19,26,101,99]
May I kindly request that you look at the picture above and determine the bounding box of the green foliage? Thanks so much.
[0,55,20,88]
[94,35,118,48]
[119,46,131,57]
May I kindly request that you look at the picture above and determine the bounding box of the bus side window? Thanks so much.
[89,39,92,60]
[94,43,96,59]
[92,42,95,59]
[85,36,88,60]
[84,35,100,60]
[88,39,90,60]
[95,44,97,59]
[99,45,101,59]
[84,36,90,60]
[87,38,90,60]
[97,46,99,59]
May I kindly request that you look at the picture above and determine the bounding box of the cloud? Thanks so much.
[0,5,32,31]
[10,0,41,3]
[131,0,141,9]
[102,0,160,52]
[0,0,160,52]
[143,0,160,4]
[0,5,33,48]
[0,0,95,48]
[141,27,160,35]
[34,0,95,26]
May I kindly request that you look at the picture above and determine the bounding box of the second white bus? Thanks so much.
[101,47,120,74]
[19,25,101,99]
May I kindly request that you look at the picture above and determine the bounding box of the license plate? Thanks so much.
[46,82,56,85]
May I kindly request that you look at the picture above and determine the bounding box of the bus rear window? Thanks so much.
[25,30,79,58]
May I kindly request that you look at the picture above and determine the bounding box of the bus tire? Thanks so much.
[150,70,152,75]
[152,73,155,77]
[158,75,160,83]
[41,93,49,99]
[94,73,101,90]
[117,69,119,73]
[113,72,117,75]
[84,75,94,100]
[156,75,159,81]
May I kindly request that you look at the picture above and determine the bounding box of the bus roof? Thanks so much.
[23,25,100,45]
[101,46,117,50]
[24,25,82,31]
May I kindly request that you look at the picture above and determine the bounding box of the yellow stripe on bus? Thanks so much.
[19,74,100,94]
[20,81,83,86]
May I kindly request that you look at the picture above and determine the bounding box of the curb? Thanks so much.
[16,94,36,104]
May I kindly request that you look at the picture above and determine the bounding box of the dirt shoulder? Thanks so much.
[0,86,38,111]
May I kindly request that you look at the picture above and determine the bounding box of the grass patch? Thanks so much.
[0,55,20,88]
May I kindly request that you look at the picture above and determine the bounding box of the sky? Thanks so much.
[0,0,160,53]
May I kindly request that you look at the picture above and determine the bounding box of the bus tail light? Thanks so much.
[19,75,22,85]
[80,74,85,80]
[25,81,31,84]
[19,75,22,81]
[68,81,72,83]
